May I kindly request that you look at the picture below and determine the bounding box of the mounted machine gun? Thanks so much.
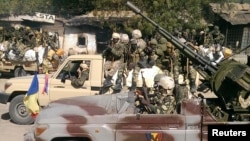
[126,1,250,121]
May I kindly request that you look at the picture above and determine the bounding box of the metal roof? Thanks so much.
[209,3,250,25]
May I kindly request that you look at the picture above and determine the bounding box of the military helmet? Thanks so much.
[112,32,120,39]
[159,37,167,44]
[132,29,142,39]
[150,39,158,45]
[26,26,31,30]
[214,25,219,30]
[158,75,175,90]
[120,33,129,43]
[80,63,89,70]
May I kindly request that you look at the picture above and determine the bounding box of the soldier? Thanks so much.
[101,32,125,93]
[139,74,176,114]
[130,29,147,91]
[209,25,224,46]
[71,62,89,88]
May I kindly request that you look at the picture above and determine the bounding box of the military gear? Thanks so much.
[120,34,129,44]
[112,78,123,92]
[112,32,120,39]
[103,75,113,88]
[71,69,89,88]
[159,37,167,44]
[150,39,157,45]
[132,29,142,39]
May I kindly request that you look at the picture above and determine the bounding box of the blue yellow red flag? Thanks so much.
[23,72,40,118]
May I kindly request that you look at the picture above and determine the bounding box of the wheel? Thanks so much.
[9,95,34,125]
[14,67,27,77]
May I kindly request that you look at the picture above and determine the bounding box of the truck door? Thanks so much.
[49,59,93,101]
[116,114,186,141]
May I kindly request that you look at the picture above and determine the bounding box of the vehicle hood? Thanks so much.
[35,91,135,124]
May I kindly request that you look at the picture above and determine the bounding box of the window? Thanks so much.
[77,36,86,48]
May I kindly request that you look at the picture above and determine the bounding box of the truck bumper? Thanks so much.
[0,92,10,104]
[24,131,36,141]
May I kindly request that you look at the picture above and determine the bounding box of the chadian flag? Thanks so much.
[42,72,49,94]
[23,72,40,118]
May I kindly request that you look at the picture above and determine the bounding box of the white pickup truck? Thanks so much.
[0,54,112,124]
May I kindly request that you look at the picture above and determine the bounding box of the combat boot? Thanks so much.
[112,78,122,93]
[103,75,113,88]
[190,79,196,93]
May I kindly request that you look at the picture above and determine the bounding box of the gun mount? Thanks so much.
[126,1,250,121]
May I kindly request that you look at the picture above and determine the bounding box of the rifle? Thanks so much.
[140,71,154,114]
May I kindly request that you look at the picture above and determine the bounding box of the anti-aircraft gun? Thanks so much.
[126,1,250,121]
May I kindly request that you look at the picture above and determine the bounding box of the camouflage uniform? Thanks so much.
[102,32,126,92]
[71,63,89,88]
[150,74,176,114]
[129,29,147,91]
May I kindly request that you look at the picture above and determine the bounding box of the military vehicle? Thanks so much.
[0,54,112,125]
[0,60,38,77]
[23,1,249,141]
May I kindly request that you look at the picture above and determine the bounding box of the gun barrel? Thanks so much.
[126,1,218,74]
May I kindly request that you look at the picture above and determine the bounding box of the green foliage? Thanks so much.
[0,0,242,36]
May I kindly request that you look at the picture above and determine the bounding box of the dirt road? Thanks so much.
[0,78,33,141]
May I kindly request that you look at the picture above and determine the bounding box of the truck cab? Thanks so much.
[0,54,109,125]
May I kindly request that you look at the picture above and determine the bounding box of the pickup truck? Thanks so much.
[0,60,38,77]
[0,54,112,125]
[23,92,250,141]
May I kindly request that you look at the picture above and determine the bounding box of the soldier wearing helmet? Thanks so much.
[101,32,126,94]
[71,62,89,88]
[139,74,176,114]
[129,29,147,91]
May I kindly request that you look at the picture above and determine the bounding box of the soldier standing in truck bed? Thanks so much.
[101,32,126,93]
[129,29,147,91]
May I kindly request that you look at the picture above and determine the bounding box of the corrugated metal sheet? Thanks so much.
[210,3,250,25]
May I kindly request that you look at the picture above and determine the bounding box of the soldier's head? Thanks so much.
[26,26,31,30]
[166,42,173,52]
[111,32,120,44]
[154,74,175,93]
[159,37,167,44]
[120,33,129,44]
[214,25,219,31]
[132,29,142,39]
[149,38,158,48]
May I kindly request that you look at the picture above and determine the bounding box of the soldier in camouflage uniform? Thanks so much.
[101,32,126,93]
[130,29,147,91]
[139,74,176,114]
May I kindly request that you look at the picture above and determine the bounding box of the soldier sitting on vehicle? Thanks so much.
[71,62,89,88]
[135,73,176,114]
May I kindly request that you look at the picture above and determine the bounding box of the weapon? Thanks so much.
[127,1,250,121]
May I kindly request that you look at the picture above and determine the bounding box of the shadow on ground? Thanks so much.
[1,112,10,120]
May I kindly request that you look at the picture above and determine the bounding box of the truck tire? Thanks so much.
[14,67,27,77]
[9,95,34,125]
